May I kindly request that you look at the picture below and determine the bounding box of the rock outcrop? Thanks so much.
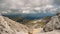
[0,16,29,34]
[43,16,60,32]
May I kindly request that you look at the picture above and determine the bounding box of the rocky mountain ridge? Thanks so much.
[0,15,60,34]
[0,16,29,34]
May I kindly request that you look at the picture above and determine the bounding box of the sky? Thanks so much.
[0,0,60,14]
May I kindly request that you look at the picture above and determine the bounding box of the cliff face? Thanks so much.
[43,16,60,32]
[0,16,29,34]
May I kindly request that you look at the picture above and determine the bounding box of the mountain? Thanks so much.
[2,13,56,23]
[24,15,60,34]
[0,16,29,34]
[0,14,60,34]
[43,16,60,32]
[24,16,52,29]
[0,14,52,34]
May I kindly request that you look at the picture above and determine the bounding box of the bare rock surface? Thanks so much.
[37,30,60,34]
[0,16,29,34]
[0,15,60,34]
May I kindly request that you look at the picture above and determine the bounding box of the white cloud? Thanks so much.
[7,10,12,13]
[34,7,41,10]
[45,5,54,8]
[2,11,8,14]
[22,10,30,14]
[6,0,54,9]
[0,0,59,14]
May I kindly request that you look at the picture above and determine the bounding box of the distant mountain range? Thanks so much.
[2,13,56,23]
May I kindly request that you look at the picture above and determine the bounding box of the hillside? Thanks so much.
[0,15,60,34]
[0,16,29,34]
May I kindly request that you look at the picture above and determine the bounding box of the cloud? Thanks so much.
[34,7,41,10]
[2,11,8,14]
[0,0,60,14]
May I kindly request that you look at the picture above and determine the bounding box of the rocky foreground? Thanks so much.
[0,16,29,34]
[0,15,60,34]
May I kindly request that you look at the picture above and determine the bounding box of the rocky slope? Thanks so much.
[0,15,44,34]
[0,16,29,34]
[43,16,60,32]
[0,15,60,34]
[24,16,60,34]
[25,16,51,29]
